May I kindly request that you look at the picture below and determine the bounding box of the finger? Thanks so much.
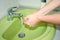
[24,21,32,26]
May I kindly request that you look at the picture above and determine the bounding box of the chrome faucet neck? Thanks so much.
[7,7,23,21]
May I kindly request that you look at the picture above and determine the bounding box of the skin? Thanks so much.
[24,0,60,27]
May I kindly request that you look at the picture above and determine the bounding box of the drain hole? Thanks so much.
[18,33,25,38]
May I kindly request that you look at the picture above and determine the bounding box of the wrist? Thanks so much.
[34,13,44,22]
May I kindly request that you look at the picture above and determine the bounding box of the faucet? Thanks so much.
[7,7,25,38]
[7,7,23,21]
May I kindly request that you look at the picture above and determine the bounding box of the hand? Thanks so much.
[24,13,41,27]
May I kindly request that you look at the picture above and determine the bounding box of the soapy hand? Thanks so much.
[24,13,41,27]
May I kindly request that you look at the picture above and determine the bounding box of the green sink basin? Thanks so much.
[0,9,56,40]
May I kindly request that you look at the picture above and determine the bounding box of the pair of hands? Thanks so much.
[24,12,42,27]
[23,0,60,27]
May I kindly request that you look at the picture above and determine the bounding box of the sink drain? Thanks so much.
[18,33,25,38]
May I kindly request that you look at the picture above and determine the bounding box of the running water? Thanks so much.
[18,15,25,38]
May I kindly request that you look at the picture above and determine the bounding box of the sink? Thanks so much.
[0,9,56,40]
